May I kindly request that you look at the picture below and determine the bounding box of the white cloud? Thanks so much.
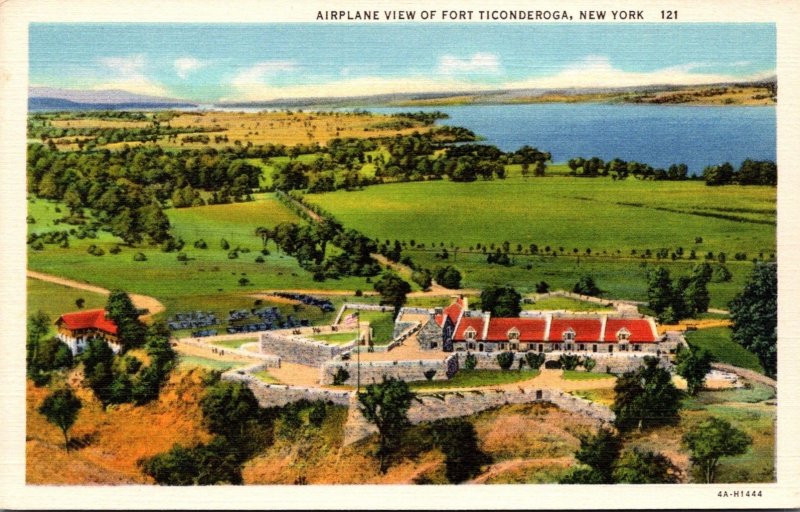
[230,61,298,89]
[438,53,502,75]
[174,57,208,79]
[504,55,772,90]
[220,75,496,102]
[93,54,169,97]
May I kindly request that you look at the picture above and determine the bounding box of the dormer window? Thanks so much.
[562,328,576,342]
[616,328,631,342]
[507,328,520,341]
[464,327,477,341]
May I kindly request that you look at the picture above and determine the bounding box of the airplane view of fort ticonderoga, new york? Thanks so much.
[22,22,777,486]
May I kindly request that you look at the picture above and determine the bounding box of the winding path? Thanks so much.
[26,270,165,319]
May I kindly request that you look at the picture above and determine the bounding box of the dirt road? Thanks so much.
[26,270,165,319]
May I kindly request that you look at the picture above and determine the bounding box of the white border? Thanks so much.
[1,0,799,509]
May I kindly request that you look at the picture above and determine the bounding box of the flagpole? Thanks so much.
[356,313,361,393]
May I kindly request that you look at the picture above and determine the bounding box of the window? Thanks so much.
[511,343,519,351]
[507,328,520,341]
[592,344,598,353]
[562,328,576,342]
[616,328,631,342]
[464,327,477,341]
[620,344,628,351]
[468,342,475,350]
[579,344,585,351]
[633,344,641,352]
[500,343,507,350]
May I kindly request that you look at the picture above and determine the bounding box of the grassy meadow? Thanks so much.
[685,327,764,373]
[307,177,774,307]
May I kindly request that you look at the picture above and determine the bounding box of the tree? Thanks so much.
[106,290,146,348]
[38,388,82,451]
[432,418,487,483]
[81,337,115,405]
[729,263,777,378]
[561,427,621,483]
[612,357,682,431]
[535,281,550,294]
[479,285,522,317]
[675,346,714,395]
[613,448,680,483]
[573,275,601,296]
[358,377,415,473]
[411,269,432,291]
[27,311,51,380]
[434,265,462,289]
[683,263,712,315]
[140,437,243,485]
[200,381,262,442]
[683,417,752,483]
[373,273,412,317]
[464,352,478,370]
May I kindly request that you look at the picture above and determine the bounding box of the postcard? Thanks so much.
[1,0,798,509]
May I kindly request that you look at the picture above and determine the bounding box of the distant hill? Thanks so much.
[28,87,196,111]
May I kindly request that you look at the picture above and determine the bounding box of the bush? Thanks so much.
[423,369,436,381]
[176,252,188,262]
[559,354,581,371]
[464,352,478,370]
[255,256,265,263]
[525,351,545,370]
[109,244,122,254]
[133,252,147,262]
[309,401,327,427]
[194,239,207,249]
[582,357,597,372]
[227,250,239,259]
[496,351,514,370]
[332,367,350,385]
[220,238,230,250]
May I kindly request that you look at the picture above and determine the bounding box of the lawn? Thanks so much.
[684,327,763,373]
[251,370,281,384]
[561,370,616,381]
[177,355,246,371]
[524,296,614,312]
[309,332,359,344]
[339,309,396,345]
[411,369,539,390]
[210,337,259,350]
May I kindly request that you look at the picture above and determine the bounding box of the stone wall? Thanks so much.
[259,332,350,366]
[417,317,444,350]
[453,350,668,374]
[222,371,351,408]
[711,362,776,389]
[320,355,454,385]
[343,386,614,445]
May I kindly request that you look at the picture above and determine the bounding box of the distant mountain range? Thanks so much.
[29,79,776,111]
[28,87,197,111]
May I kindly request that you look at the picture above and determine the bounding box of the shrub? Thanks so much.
[109,244,122,254]
[559,354,581,371]
[238,277,250,286]
[176,252,188,262]
[227,250,239,259]
[582,357,597,372]
[423,369,436,381]
[133,252,147,261]
[255,256,265,263]
[525,352,545,370]
[220,238,230,250]
[332,367,350,385]
[194,239,208,249]
[464,352,478,370]
[309,401,327,427]
[496,351,514,370]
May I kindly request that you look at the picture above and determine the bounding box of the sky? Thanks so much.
[29,23,776,103]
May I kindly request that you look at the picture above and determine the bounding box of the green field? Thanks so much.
[685,327,763,373]
[306,177,774,307]
[27,195,373,324]
[523,296,614,312]
[210,337,259,350]
[411,369,540,390]
[27,278,108,332]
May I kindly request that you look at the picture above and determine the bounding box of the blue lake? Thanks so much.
[369,104,776,174]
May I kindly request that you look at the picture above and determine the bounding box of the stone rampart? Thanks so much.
[320,356,450,385]
[222,371,351,408]
[259,332,351,366]
[179,338,281,367]
[343,386,614,445]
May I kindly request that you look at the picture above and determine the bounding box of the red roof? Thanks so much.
[604,318,657,343]
[548,318,601,342]
[442,302,463,326]
[485,317,547,342]
[434,314,444,327]
[453,316,485,341]
[57,309,118,335]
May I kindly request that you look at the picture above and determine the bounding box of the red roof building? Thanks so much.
[56,309,120,355]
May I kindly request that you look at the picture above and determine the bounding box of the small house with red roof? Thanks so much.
[55,309,121,355]
[416,296,666,356]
